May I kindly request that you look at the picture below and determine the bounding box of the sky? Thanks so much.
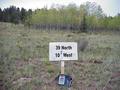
[0,0,120,16]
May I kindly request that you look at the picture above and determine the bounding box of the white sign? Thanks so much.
[49,42,78,61]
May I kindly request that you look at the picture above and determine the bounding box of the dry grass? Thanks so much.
[0,22,120,90]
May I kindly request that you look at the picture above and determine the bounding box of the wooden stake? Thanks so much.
[61,61,65,74]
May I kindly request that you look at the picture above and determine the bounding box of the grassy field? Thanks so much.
[0,22,120,90]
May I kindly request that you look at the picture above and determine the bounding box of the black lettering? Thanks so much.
[56,46,60,50]
[68,46,72,50]
[63,53,72,57]
[61,46,72,50]
[62,46,66,49]
[55,53,60,57]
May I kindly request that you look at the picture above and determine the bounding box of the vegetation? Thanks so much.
[0,2,120,31]
[0,6,32,24]
[0,23,120,90]
[0,1,120,90]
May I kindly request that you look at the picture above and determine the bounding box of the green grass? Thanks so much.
[0,22,120,90]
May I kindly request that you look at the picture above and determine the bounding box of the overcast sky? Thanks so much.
[0,0,120,16]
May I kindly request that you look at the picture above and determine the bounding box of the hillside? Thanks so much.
[0,22,120,90]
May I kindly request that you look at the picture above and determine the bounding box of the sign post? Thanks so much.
[49,42,78,87]
[61,61,65,74]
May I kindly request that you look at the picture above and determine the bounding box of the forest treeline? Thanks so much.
[0,2,120,31]
[0,6,32,24]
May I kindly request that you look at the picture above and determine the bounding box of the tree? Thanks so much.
[1,3,119,31]
[85,2,104,18]
[0,8,3,21]
[1,6,21,24]
[21,8,27,23]
[79,4,88,31]
[25,9,32,26]
[8,6,20,24]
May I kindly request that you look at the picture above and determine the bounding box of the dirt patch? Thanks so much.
[15,60,29,69]
[103,72,120,90]
[0,80,4,90]
[12,77,32,87]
